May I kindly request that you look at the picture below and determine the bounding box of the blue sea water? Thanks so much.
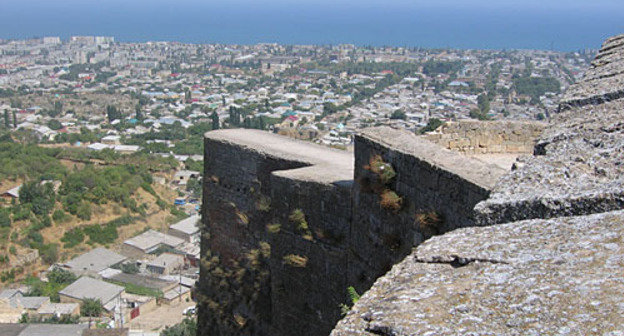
[0,0,622,51]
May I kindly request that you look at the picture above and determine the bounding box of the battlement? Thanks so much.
[199,125,508,336]
[205,129,353,184]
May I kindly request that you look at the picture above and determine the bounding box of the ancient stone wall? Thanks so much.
[349,127,504,293]
[199,127,505,336]
[199,129,354,336]
[423,120,545,154]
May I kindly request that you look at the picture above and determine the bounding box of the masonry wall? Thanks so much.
[348,128,502,293]
[423,120,545,154]
[199,127,504,336]
[199,139,308,336]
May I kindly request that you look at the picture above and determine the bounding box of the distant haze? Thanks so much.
[1,0,622,50]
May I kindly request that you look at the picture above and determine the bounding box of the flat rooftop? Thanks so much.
[205,129,354,184]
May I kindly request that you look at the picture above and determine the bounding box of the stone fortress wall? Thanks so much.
[199,122,507,335]
[423,120,546,154]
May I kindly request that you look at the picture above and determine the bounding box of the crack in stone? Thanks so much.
[365,324,397,336]
[413,254,509,268]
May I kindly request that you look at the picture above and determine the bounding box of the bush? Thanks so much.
[0,208,10,227]
[1,269,15,282]
[81,298,103,317]
[39,243,59,264]
[61,228,84,248]
[52,209,67,223]
[170,206,188,221]
[83,223,118,245]
[76,202,91,220]
[62,193,82,215]
[11,204,31,221]
[419,118,444,134]
[40,215,51,228]
[27,231,44,247]
[120,262,139,274]
[156,198,167,210]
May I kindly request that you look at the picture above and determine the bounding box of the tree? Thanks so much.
[419,118,444,134]
[81,298,103,317]
[161,318,197,336]
[47,119,63,130]
[228,106,240,126]
[3,110,8,128]
[12,110,16,128]
[106,105,122,123]
[135,104,143,120]
[210,111,220,130]
[186,178,202,198]
[19,182,56,217]
[477,93,490,114]
[54,101,63,115]
[389,109,406,120]
[470,108,489,121]
[47,267,77,285]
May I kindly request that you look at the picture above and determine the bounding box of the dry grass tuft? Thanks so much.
[282,254,308,268]
[380,189,403,212]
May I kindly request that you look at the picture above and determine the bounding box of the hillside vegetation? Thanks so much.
[0,141,182,283]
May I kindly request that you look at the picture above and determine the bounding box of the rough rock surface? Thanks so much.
[559,34,624,110]
[331,210,624,336]
[331,34,624,336]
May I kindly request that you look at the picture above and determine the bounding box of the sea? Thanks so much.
[1,0,623,51]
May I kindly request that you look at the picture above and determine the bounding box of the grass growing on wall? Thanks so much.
[363,154,403,212]
[282,254,308,268]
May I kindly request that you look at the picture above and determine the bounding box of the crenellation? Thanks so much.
[200,124,507,336]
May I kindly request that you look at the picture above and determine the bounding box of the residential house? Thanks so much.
[59,248,127,277]
[0,323,88,336]
[101,135,121,145]
[35,303,80,319]
[121,230,184,259]
[173,170,200,186]
[168,214,200,243]
[146,253,185,275]
[1,185,21,200]
[82,328,129,336]
[58,277,124,314]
